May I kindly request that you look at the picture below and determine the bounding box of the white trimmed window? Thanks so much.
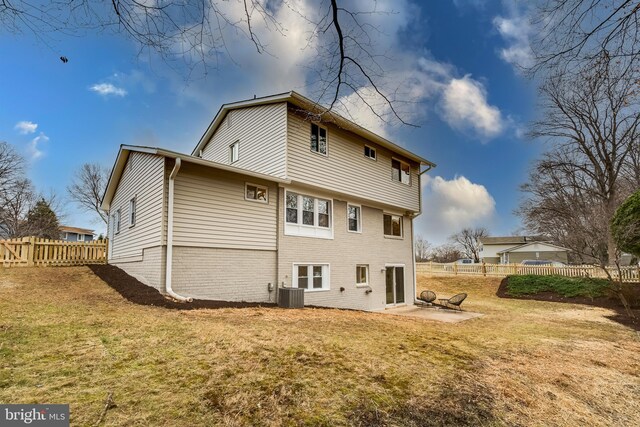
[77,234,85,242]
[293,264,330,291]
[310,123,327,155]
[245,183,268,203]
[129,197,137,227]
[391,159,410,185]
[285,191,332,238]
[383,213,402,237]
[364,145,376,160]
[356,265,369,286]
[230,140,239,163]
[114,210,121,234]
[347,204,361,233]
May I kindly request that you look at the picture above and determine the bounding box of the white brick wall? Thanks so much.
[110,246,165,291]
[171,247,277,302]
[277,187,415,311]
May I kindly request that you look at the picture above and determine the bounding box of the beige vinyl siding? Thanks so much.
[507,251,569,264]
[200,102,287,178]
[108,152,165,259]
[286,108,421,212]
[172,162,277,250]
[277,187,415,311]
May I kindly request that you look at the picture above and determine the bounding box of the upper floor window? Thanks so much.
[383,213,402,237]
[364,145,376,160]
[347,204,361,233]
[129,197,137,227]
[78,234,85,242]
[391,159,410,185]
[285,191,332,239]
[245,183,268,203]
[230,140,239,163]
[310,123,327,155]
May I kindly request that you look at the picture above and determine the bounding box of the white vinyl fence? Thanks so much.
[417,262,640,283]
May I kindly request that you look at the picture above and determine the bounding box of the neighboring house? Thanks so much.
[60,226,95,242]
[100,91,436,311]
[479,236,569,264]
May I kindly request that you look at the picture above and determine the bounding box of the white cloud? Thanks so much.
[441,76,504,139]
[14,121,38,134]
[416,175,496,243]
[493,11,534,70]
[89,83,127,97]
[28,132,49,160]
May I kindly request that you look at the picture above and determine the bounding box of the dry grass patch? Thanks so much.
[0,268,638,426]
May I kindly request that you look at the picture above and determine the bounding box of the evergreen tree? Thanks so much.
[25,198,60,239]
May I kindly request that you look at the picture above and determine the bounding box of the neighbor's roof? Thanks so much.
[479,236,549,245]
[100,145,291,211]
[496,241,571,254]
[190,91,436,167]
[60,226,94,235]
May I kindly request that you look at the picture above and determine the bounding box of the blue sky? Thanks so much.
[0,0,541,244]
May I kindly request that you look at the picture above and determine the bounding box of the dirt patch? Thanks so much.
[88,264,276,310]
[497,277,640,331]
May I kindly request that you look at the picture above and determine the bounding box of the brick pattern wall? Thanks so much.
[110,246,165,291]
[277,187,415,311]
[171,246,277,302]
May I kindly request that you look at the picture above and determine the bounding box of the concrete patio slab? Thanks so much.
[384,304,484,323]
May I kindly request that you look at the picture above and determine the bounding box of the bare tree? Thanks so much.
[0,141,24,197]
[449,227,488,263]
[67,163,109,225]
[532,0,640,73]
[414,234,431,262]
[0,1,412,126]
[521,56,640,265]
[0,178,36,238]
[431,244,462,264]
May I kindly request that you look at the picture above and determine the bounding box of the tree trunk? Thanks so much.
[606,196,618,266]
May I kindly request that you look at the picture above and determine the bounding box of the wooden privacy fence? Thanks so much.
[0,237,107,267]
[417,262,640,283]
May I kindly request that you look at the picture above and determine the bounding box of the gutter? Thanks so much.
[165,158,193,303]
[412,162,435,304]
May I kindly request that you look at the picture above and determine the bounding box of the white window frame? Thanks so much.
[310,123,328,156]
[364,145,376,160]
[347,203,362,233]
[284,190,333,239]
[383,213,403,238]
[64,232,69,240]
[230,140,239,163]
[292,263,330,292]
[245,182,268,203]
[115,209,121,234]
[77,234,85,242]
[391,158,411,185]
[129,197,137,227]
[356,264,369,287]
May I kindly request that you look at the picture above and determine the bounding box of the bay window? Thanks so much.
[285,191,333,238]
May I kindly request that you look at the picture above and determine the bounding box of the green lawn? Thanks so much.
[1,268,639,426]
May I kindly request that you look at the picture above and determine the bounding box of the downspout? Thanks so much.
[165,158,193,302]
[413,163,434,303]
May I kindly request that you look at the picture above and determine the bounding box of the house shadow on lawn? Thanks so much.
[496,277,640,331]
[88,264,276,310]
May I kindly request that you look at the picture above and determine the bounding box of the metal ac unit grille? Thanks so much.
[278,287,304,308]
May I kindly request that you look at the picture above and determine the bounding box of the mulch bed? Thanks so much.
[88,264,276,310]
[497,277,640,331]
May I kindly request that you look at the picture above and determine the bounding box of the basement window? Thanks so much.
[383,213,402,238]
[293,264,330,291]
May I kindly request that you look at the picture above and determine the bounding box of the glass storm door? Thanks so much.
[385,266,405,305]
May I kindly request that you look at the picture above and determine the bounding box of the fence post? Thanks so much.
[25,236,35,267]
[453,262,458,275]
[482,260,486,277]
